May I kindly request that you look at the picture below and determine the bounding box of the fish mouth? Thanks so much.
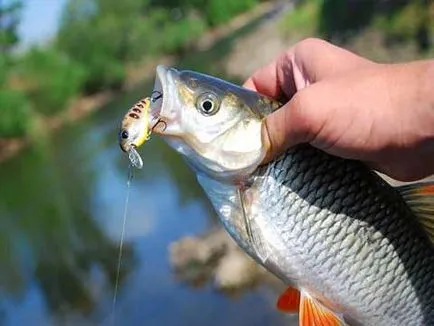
[150,65,180,135]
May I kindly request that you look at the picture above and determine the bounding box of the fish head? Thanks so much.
[149,65,278,182]
[119,98,151,153]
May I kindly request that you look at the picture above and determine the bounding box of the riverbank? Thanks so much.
[0,1,280,164]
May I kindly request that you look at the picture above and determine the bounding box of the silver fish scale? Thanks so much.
[253,145,434,326]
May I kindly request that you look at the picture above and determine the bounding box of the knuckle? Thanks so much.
[296,37,329,53]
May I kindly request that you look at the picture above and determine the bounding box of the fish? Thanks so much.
[118,97,152,169]
[147,65,434,326]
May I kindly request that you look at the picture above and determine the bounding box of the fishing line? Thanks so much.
[111,163,134,324]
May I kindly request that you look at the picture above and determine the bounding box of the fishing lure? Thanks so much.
[118,97,152,169]
[112,99,153,323]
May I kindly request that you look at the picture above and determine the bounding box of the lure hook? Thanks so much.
[151,91,163,103]
[151,117,167,133]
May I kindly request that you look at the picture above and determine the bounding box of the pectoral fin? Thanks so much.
[397,182,434,243]
[238,188,270,263]
[276,286,300,313]
[277,287,346,325]
[299,291,345,326]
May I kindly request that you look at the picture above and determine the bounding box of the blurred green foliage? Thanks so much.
[1,0,262,138]
[0,0,21,55]
[0,1,31,137]
[149,0,261,26]
[373,0,432,50]
[148,8,207,54]
[56,0,146,93]
[0,88,31,137]
[280,0,433,51]
[55,0,260,93]
[15,47,86,116]
[279,0,320,38]
[203,0,258,26]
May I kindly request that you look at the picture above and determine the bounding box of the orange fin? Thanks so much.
[276,286,300,313]
[417,184,434,195]
[397,181,434,243]
[299,292,345,326]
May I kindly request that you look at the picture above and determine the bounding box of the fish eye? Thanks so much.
[120,130,129,139]
[196,93,219,116]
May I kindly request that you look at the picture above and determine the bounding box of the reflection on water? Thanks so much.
[0,18,294,326]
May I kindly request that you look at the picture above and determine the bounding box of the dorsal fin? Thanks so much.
[397,181,434,243]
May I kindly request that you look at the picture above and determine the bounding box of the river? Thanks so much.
[0,12,295,326]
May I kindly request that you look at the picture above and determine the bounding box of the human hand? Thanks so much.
[244,38,434,181]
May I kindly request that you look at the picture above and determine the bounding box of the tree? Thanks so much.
[0,0,22,54]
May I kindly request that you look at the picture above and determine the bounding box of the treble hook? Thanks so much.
[151,117,167,133]
[150,91,163,103]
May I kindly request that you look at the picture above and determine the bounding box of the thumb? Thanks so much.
[261,89,320,163]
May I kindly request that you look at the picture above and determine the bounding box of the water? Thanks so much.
[0,16,295,326]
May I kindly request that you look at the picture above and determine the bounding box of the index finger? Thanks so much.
[243,59,291,99]
[243,38,373,98]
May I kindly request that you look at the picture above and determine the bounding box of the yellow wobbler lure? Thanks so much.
[118,97,152,169]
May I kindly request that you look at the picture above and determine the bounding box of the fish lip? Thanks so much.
[150,65,165,118]
[150,65,179,134]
